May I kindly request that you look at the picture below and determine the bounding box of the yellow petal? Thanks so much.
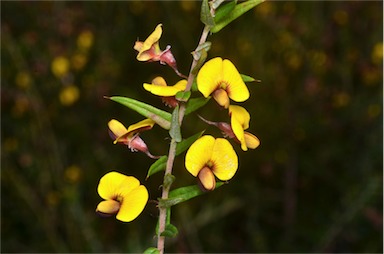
[126,118,155,133]
[222,59,249,102]
[152,76,167,87]
[108,119,128,140]
[115,119,155,143]
[197,57,223,98]
[143,79,187,96]
[173,80,188,90]
[231,116,247,151]
[134,41,143,52]
[96,200,120,215]
[97,172,140,200]
[229,105,250,130]
[185,135,215,177]
[137,24,162,60]
[211,138,238,180]
[198,167,216,191]
[244,132,260,149]
[213,89,230,108]
[117,185,148,222]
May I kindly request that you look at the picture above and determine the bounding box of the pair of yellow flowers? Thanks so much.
[96,24,260,222]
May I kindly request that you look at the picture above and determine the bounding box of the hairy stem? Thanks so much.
[156,24,211,254]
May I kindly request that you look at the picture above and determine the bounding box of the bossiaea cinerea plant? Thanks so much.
[95,1,264,253]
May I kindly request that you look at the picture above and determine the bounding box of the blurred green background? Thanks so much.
[1,1,382,253]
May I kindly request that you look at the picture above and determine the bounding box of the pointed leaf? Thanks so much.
[210,0,228,10]
[143,248,160,254]
[159,182,225,208]
[185,97,211,115]
[241,73,256,82]
[147,155,167,179]
[191,79,198,92]
[201,0,215,27]
[146,131,205,178]
[175,131,205,155]
[169,105,182,142]
[214,0,236,24]
[160,223,178,238]
[191,48,208,75]
[163,173,176,189]
[211,0,264,33]
[192,41,212,61]
[108,96,171,129]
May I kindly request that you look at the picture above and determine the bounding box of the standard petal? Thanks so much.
[185,135,215,177]
[96,200,120,215]
[139,24,162,54]
[231,116,247,151]
[197,57,223,98]
[108,119,128,140]
[229,105,250,130]
[97,172,140,200]
[211,138,238,180]
[244,132,260,149]
[222,59,249,102]
[117,185,149,222]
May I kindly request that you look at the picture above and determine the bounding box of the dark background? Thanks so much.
[1,1,382,253]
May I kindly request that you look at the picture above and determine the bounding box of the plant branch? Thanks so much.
[156,24,211,254]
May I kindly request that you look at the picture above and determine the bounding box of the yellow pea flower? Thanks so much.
[143,76,187,107]
[197,57,250,108]
[96,171,148,222]
[108,119,159,159]
[229,105,260,151]
[198,106,260,151]
[134,24,163,62]
[134,24,185,78]
[185,135,238,191]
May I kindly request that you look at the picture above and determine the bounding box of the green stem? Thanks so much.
[156,24,211,254]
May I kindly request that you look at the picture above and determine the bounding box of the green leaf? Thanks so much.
[192,41,211,61]
[210,0,228,10]
[185,97,211,115]
[200,0,215,27]
[191,79,198,92]
[163,173,176,189]
[241,73,256,82]
[160,223,178,238]
[146,155,167,179]
[146,131,204,178]
[214,0,236,24]
[191,48,208,75]
[108,96,171,130]
[175,90,191,102]
[159,182,225,208]
[211,0,264,33]
[175,130,204,155]
[143,247,160,254]
[169,105,182,142]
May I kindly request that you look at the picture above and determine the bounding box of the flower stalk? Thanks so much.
[156,24,211,254]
